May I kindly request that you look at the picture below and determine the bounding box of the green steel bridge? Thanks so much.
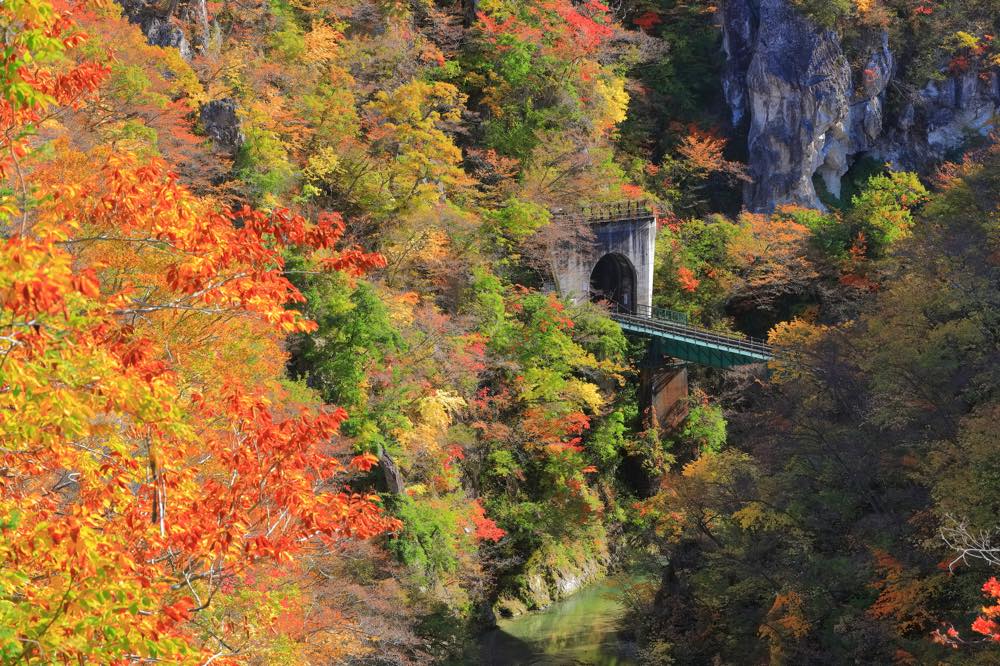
[609,305,773,369]
[550,199,772,369]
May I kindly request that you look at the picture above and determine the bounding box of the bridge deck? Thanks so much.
[609,306,772,369]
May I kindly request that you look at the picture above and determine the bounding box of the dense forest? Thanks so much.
[1,0,999,662]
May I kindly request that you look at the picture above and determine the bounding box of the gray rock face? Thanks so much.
[719,0,998,212]
[872,70,1000,171]
[145,18,192,60]
[719,0,758,128]
[815,31,893,200]
[117,0,195,61]
[741,0,852,211]
[200,99,244,149]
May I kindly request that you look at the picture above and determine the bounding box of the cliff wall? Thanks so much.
[720,0,999,211]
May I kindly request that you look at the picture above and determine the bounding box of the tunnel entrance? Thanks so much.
[590,253,637,313]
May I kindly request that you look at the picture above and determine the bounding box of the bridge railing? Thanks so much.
[551,200,657,224]
[607,303,773,357]
[648,305,688,326]
[601,302,688,324]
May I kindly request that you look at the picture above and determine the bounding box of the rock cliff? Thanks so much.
[118,0,211,61]
[720,0,999,212]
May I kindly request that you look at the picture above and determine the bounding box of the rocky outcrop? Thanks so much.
[741,0,852,211]
[379,448,405,495]
[199,98,244,149]
[719,0,999,212]
[119,0,191,59]
[147,18,192,59]
[117,0,212,61]
[493,533,610,618]
[815,32,893,200]
[873,70,1000,171]
[719,0,758,128]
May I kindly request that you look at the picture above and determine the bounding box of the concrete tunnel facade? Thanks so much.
[550,214,657,313]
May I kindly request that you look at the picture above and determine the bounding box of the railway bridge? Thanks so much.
[549,201,772,427]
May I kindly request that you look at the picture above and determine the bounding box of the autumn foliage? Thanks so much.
[4,0,999,661]
[0,1,396,660]
[972,578,1000,641]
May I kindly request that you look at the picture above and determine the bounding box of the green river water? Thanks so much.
[474,571,651,665]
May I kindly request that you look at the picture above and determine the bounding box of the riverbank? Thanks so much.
[473,567,656,665]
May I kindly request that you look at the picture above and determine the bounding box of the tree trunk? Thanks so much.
[463,0,478,28]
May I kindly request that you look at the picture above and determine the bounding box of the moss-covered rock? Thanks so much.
[493,525,611,618]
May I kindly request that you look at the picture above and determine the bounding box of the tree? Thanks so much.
[0,3,397,659]
[364,80,473,212]
[801,171,929,261]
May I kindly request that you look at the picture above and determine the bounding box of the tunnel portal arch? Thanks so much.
[589,253,637,313]
[549,202,657,313]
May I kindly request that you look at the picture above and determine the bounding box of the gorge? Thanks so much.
[3,0,999,662]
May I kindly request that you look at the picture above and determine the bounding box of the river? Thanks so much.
[473,570,652,665]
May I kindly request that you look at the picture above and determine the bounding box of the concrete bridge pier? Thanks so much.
[639,337,689,432]
[640,363,689,432]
